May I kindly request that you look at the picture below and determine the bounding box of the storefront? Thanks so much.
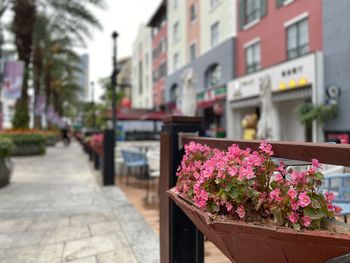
[197,85,227,137]
[227,53,324,142]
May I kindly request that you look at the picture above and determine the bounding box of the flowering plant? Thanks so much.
[176,141,341,230]
[90,134,104,148]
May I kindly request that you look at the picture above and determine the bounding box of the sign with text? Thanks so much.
[2,61,25,100]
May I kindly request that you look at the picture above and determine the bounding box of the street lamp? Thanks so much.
[111,31,119,136]
[91,81,96,130]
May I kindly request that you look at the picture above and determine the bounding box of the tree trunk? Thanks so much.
[11,0,36,128]
[33,44,43,129]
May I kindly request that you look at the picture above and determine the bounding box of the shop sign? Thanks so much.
[197,86,227,104]
[228,53,318,101]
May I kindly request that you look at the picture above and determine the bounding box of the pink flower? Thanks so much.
[226,203,233,212]
[312,159,321,168]
[302,216,312,227]
[274,173,283,182]
[288,212,299,224]
[236,205,245,219]
[334,205,342,214]
[291,201,299,211]
[259,141,274,156]
[228,166,238,177]
[269,188,280,201]
[238,166,255,181]
[325,192,335,202]
[288,189,298,199]
[298,192,311,207]
[327,203,334,212]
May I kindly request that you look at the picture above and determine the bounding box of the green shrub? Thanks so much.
[0,138,14,158]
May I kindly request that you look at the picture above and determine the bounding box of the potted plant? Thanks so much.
[168,141,350,263]
[0,137,14,187]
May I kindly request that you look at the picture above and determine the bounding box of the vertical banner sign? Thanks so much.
[35,95,46,115]
[1,61,25,100]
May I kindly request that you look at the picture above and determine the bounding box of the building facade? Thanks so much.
[227,0,324,142]
[131,24,153,109]
[77,54,90,102]
[148,0,167,109]
[322,0,350,143]
[165,0,236,136]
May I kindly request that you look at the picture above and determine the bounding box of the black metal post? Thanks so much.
[111,31,119,136]
[102,129,115,185]
[160,116,205,263]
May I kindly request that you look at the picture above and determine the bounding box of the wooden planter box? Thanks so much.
[168,188,350,263]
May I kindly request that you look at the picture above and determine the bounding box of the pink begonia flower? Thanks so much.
[287,189,298,199]
[298,192,311,207]
[193,171,200,179]
[291,201,299,211]
[259,141,274,156]
[327,203,334,212]
[269,188,280,200]
[226,203,233,212]
[238,166,255,181]
[325,192,335,202]
[334,205,342,214]
[302,216,312,227]
[274,173,283,182]
[236,205,245,219]
[312,159,321,168]
[194,190,208,209]
[308,167,316,174]
[288,212,299,224]
[228,166,238,177]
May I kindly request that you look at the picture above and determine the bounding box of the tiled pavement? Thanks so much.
[0,142,159,263]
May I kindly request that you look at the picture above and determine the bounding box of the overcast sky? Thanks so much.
[85,0,161,100]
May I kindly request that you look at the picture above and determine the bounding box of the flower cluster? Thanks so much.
[176,141,341,230]
[90,134,104,148]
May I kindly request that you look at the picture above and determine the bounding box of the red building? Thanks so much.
[228,0,324,142]
[148,0,167,110]
[236,0,322,77]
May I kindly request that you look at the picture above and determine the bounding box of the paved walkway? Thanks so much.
[0,142,159,263]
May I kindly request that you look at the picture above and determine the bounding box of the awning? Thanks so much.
[230,86,312,109]
[140,111,168,121]
[272,86,312,103]
[230,97,259,109]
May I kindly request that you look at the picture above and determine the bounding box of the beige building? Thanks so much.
[131,24,153,109]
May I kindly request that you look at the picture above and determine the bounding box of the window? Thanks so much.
[287,19,309,59]
[138,61,143,94]
[190,4,196,23]
[210,0,219,8]
[170,84,179,102]
[161,38,167,52]
[173,53,179,71]
[159,62,167,78]
[205,64,221,88]
[190,43,197,62]
[245,0,260,25]
[173,22,179,43]
[211,22,220,47]
[276,0,294,7]
[245,42,260,73]
[174,0,178,9]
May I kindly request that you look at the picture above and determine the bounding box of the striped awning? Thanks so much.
[272,86,312,103]
[230,97,259,109]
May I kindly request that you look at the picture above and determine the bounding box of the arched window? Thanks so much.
[170,84,179,102]
[205,64,221,88]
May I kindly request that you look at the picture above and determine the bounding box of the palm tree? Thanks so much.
[9,0,105,128]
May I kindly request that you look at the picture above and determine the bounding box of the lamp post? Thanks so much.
[111,31,119,136]
[91,81,96,130]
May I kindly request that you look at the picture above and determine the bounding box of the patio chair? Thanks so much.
[323,173,350,222]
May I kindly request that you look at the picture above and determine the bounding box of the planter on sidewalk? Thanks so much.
[168,189,350,263]
[0,138,14,187]
[0,134,46,156]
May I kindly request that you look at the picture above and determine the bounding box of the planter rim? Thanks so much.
[167,188,350,240]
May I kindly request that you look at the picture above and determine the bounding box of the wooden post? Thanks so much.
[102,129,115,185]
[160,116,205,263]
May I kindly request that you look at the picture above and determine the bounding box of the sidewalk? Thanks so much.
[0,142,159,263]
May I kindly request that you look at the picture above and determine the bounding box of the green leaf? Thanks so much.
[304,207,326,219]
[228,187,239,200]
[225,181,235,192]
[311,197,321,209]
[293,223,301,231]
[271,207,284,226]
[314,172,324,180]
